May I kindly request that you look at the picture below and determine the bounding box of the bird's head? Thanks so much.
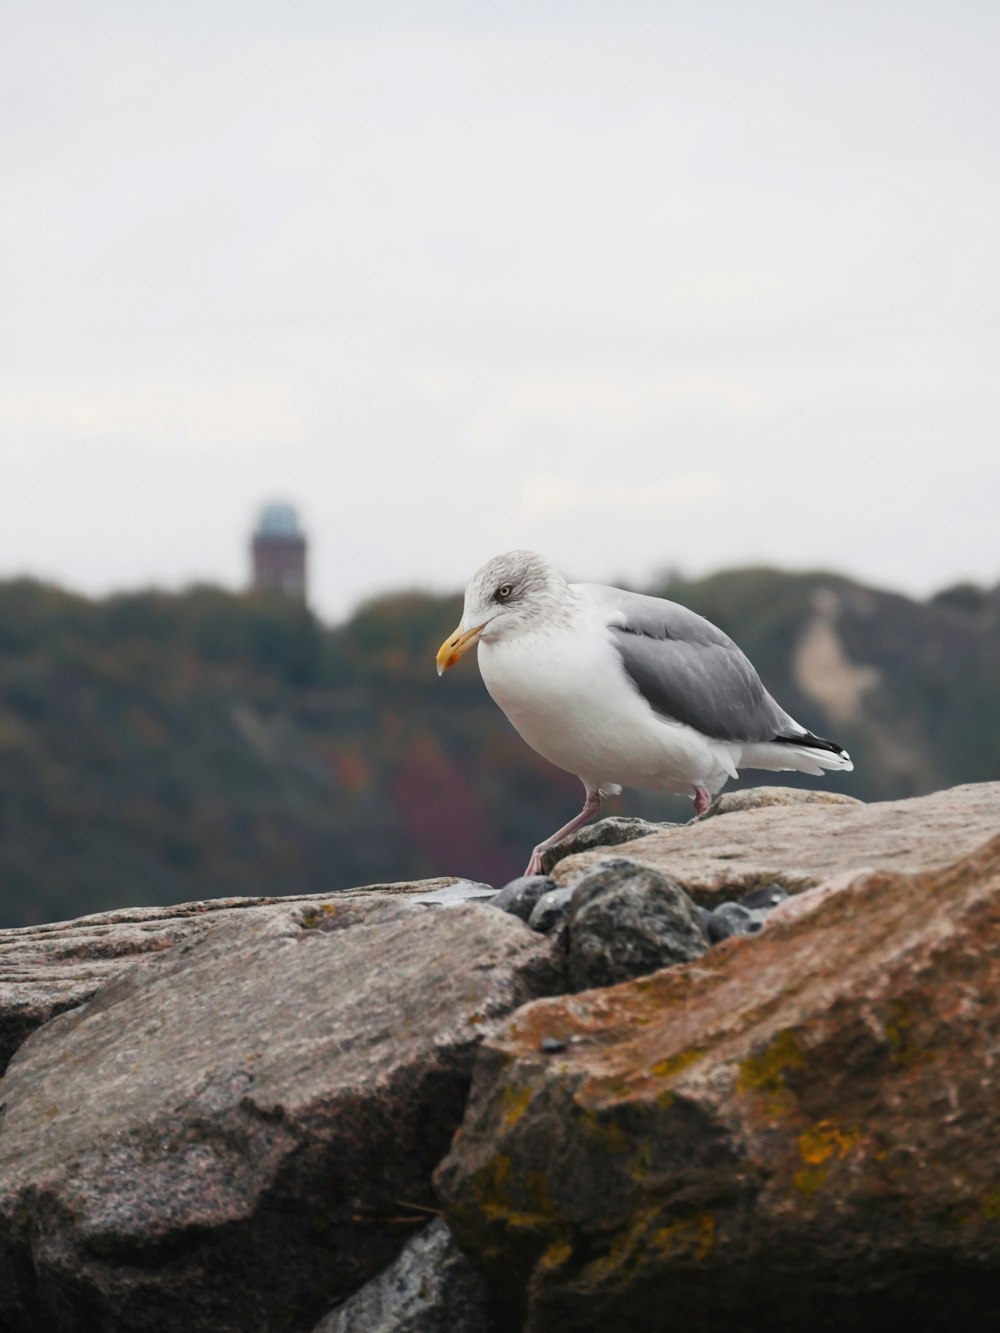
[436,550,570,675]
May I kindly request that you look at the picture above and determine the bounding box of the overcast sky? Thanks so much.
[2,0,998,622]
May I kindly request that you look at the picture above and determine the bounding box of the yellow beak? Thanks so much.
[436,623,486,675]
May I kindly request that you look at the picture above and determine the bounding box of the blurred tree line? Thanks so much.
[0,567,997,927]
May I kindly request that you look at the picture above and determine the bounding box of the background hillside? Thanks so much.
[1,568,998,928]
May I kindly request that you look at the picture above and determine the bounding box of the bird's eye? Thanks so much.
[497,584,512,600]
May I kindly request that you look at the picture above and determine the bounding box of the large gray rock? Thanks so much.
[437,833,1000,1332]
[551,782,1000,903]
[312,1218,505,1333]
[0,879,474,1074]
[566,860,710,991]
[0,897,560,1333]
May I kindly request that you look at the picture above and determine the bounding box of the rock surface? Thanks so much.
[0,878,472,1075]
[409,881,497,905]
[565,860,710,991]
[550,781,1000,902]
[312,1218,506,1333]
[436,834,1000,1332]
[537,792,859,876]
[704,786,863,818]
[0,897,560,1333]
[539,816,673,874]
[3,781,1000,1332]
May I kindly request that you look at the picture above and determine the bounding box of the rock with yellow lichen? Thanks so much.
[2,784,1000,1332]
[435,831,1000,1332]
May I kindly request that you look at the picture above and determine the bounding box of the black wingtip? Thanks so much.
[772,730,849,758]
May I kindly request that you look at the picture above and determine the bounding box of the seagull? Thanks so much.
[436,550,854,876]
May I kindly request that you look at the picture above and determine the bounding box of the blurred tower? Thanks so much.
[251,503,307,600]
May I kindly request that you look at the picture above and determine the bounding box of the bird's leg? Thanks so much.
[524,788,605,877]
[692,785,712,818]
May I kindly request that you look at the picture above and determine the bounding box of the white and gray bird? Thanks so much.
[436,550,853,876]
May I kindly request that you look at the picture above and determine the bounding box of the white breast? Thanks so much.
[476,612,733,796]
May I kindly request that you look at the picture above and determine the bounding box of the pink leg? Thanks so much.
[692,785,712,818]
[524,788,605,876]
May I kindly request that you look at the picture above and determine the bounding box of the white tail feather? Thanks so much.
[738,741,854,777]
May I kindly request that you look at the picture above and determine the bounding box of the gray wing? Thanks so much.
[574,583,797,743]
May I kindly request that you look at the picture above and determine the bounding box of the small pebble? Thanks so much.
[740,883,789,911]
[490,876,555,922]
[528,886,575,933]
[705,892,784,943]
[539,1037,567,1054]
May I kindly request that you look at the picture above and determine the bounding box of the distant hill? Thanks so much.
[0,568,997,927]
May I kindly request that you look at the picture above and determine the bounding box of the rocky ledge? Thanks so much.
[0,782,998,1332]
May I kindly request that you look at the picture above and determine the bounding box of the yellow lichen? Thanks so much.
[791,1120,862,1196]
[944,1191,1000,1231]
[798,1119,862,1166]
[581,1111,631,1154]
[650,1047,705,1080]
[500,1083,533,1129]
[793,1164,828,1197]
[738,1029,806,1113]
[471,1155,556,1230]
[576,1206,656,1285]
[578,1206,717,1291]
[300,903,337,929]
[631,1139,653,1182]
[497,1208,555,1230]
[739,1029,805,1092]
[651,1210,716,1262]
[524,1170,554,1218]
[538,1235,573,1271]
[472,1154,514,1216]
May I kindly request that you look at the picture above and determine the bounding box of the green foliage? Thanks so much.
[0,569,997,928]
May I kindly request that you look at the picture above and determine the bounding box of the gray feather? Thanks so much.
[575,584,797,743]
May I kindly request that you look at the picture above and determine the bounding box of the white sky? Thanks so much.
[2,0,998,622]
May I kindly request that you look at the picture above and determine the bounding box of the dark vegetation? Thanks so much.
[0,569,998,927]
